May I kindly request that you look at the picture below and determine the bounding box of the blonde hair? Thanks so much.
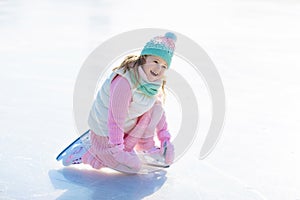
[113,55,166,102]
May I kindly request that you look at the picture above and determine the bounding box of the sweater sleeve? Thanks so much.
[156,111,171,142]
[108,75,132,145]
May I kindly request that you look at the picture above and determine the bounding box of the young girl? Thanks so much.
[64,32,176,172]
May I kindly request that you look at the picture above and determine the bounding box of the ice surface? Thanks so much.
[0,0,299,199]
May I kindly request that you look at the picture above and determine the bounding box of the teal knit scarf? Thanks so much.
[130,66,162,96]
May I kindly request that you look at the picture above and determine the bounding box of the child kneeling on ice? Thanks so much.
[66,32,176,173]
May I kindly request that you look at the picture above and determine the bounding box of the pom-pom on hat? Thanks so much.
[140,32,177,68]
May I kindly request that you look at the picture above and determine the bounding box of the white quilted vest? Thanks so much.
[88,69,157,136]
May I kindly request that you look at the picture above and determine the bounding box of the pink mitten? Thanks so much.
[161,140,174,165]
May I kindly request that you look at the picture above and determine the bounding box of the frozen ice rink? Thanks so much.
[0,0,299,199]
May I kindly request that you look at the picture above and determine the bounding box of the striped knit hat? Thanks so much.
[140,32,177,68]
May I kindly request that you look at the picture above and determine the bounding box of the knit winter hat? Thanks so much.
[140,32,177,68]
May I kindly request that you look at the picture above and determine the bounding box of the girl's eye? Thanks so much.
[153,60,167,69]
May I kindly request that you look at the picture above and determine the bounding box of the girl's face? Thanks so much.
[142,56,168,82]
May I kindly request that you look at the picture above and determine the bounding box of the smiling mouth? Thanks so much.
[150,70,158,76]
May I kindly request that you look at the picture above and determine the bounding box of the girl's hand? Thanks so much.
[161,140,174,165]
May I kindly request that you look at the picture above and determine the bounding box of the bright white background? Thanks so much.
[0,0,299,199]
